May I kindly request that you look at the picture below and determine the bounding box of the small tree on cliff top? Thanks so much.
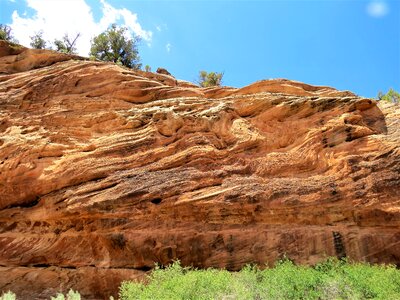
[197,70,224,87]
[30,31,47,49]
[0,24,18,43]
[377,88,400,103]
[90,24,141,70]
[54,33,80,54]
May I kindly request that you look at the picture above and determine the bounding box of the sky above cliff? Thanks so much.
[0,0,399,98]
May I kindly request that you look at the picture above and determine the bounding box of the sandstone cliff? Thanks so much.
[0,41,399,299]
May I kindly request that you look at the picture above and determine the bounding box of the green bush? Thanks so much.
[50,289,81,300]
[119,258,400,300]
[197,71,223,87]
[378,88,400,103]
[90,24,141,69]
[120,261,246,300]
[0,291,16,300]
[0,24,18,43]
[2,259,399,300]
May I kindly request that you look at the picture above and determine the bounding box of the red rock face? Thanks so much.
[0,41,399,299]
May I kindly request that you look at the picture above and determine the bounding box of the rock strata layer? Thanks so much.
[0,41,399,299]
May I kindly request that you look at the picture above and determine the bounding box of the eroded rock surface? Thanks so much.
[0,42,399,299]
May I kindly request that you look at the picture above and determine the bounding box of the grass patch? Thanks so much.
[119,258,400,300]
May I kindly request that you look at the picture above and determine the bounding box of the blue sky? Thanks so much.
[0,0,399,98]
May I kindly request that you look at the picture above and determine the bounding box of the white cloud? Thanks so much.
[366,1,389,18]
[156,23,168,32]
[100,0,152,41]
[166,42,171,53]
[9,0,152,56]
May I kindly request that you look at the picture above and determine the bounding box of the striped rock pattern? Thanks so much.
[0,41,399,299]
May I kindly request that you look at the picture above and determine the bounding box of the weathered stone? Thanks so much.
[156,67,172,76]
[0,42,399,299]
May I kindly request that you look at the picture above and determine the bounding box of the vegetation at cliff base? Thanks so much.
[0,289,81,300]
[0,291,16,300]
[119,258,400,300]
[50,289,81,300]
[5,258,398,299]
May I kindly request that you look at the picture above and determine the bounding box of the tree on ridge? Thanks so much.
[54,33,80,54]
[197,70,224,87]
[30,31,47,49]
[90,24,141,70]
[377,88,400,103]
[0,24,18,43]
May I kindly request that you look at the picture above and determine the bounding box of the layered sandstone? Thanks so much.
[0,41,399,299]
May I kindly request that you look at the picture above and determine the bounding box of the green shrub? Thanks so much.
[0,291,16,300]
[90,24,141,69]
[120,261,246,300]
[378,88,400,103]
[0,24,18,43]
[50,289,81,300]
[341,262,400,299]
[119,258,400,300]
[197,71,223,87]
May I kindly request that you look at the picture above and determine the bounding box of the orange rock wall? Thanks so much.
[0,41,399,299]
